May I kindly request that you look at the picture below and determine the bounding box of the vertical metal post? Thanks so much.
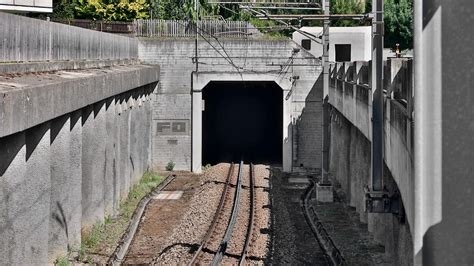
[371,0,384,191]
[195,0,199,73]
[321,0,330,183]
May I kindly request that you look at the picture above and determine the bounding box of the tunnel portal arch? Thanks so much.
[192,72,292,173]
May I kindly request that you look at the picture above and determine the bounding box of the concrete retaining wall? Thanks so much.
[0,65,158,264]
[139,38,322,171]
[0,13,138,62]
[328,59,414,264]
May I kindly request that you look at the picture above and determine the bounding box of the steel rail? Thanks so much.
[239,163,255,265]
[189,163,236,265]
[211,160,244,266]
[302,181,346,266]
[108,174,177,265]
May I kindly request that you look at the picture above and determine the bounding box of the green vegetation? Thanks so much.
[52,0,149,21]
[330,0,365,26]
[76,171,163,263]
[74,0,149,21]
[383,0,413,49]
[202,163,212,171]
[166,161,175,171]
[52,0,412,47]
[55,255,70,266]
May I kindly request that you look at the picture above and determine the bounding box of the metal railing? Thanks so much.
[134,19,261,38]
[52,19,261,38]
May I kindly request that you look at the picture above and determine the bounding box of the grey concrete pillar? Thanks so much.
[81,102,106,228]
[130,90,142,184]
[118,94,132,198]
[0,132,27,265]
[143,89,152,173]
[104,98,118,217]
[1,123,51,264]
[192,91,202,173]
[112,96,122,216]
[24,124,51,264]
[68,111,82,248]
[282,91,292,172]
[49,115,72,261]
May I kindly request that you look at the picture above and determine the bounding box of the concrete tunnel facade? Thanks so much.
[139,39,324,173]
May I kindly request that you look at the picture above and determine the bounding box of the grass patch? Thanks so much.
[76,171,164,263]
[55,255,70,266]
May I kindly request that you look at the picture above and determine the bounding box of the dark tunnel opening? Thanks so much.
[202,81,283,165]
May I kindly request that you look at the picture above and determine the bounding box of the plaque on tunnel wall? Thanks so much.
[154,120,190,136]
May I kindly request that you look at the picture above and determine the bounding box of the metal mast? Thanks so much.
[195,0,199,73]
[321,0,330,184]
[371,0,384,192]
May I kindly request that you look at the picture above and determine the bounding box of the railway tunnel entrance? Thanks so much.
[202,81,283,165]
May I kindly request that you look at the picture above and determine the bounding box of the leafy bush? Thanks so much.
[75,0,149,22]
[166,161,175,171]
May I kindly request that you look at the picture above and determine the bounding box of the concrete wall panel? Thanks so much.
[0,132,27,264]
[104,98,118,216]
[118,94,132,198]
[140,39,321,171]
[49,115,72,261]
[17,124,51,264]
[0,13,138,62]
[0,59,155,263]
[81,102,106,228]
[68,111,83,248]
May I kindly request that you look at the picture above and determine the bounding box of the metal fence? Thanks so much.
[134,19,261,38]
[51,19,261,38]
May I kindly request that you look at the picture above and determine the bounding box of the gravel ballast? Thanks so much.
[152,163,271,264]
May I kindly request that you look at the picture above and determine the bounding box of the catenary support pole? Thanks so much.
[321,0,330,183]
[195,0,199,73]
[371,0,384,192]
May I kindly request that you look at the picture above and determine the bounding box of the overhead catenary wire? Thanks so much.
[242,7,323,44]
[176,20,297,77]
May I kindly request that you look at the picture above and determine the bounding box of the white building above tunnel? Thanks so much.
[0,0,52,13]
[293,26,371,62]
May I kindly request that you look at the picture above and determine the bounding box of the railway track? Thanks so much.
[303,181,344,266]
[108,174,177,265]
[190,161,256,265]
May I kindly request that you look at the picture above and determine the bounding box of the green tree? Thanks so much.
[74,0,149,21]
[330,0,365,26]
[52,0,76,19]
[149,0,219,21]
[383,0,413,49]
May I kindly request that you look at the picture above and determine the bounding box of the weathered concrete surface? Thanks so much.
[81,103,106,228]
[0,13,157,263]
[0,64,159,138]
[139,39,322,172]
[0,59,139,75]
[0,13,138,62]
[328,60,414,265]
[0,61,158,263]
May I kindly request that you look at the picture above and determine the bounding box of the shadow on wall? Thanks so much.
[328,107,413,265]
[0,83,155,264]
[292,73,323,169]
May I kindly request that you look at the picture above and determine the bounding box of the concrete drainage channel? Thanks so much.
[108,174,177,265]
[303,181,346,266]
